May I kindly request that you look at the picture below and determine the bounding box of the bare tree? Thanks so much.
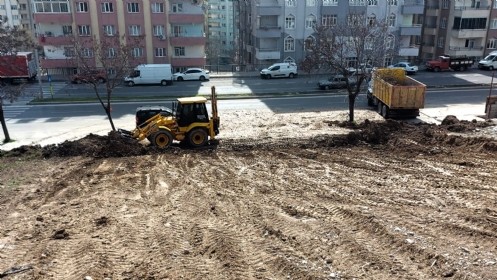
[302,15,396,122]
[70,34,143,131]
[0,26,36,143]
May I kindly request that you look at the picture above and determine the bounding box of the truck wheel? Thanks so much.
[152,129,173,149]
[161,80,168,86]
[381,104,389,118]
[127,81,135,87]
[377,102,383,114]
[188,128,208,147]
[289,73,295,78]
[434,67,441,72]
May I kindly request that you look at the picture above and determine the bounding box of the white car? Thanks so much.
[388,62,418,75]
[173,68,210,81]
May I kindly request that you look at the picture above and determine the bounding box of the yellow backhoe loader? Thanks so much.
[119,86,220,149]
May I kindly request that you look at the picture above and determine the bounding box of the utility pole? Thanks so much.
[27,0,43,100]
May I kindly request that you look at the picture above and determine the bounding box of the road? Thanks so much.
[1,70,496,150]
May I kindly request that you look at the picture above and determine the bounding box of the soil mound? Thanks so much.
[1,118,496,159]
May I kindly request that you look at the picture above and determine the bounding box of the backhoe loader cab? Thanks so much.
[119,87,220,149]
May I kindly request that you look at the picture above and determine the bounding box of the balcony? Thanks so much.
[169,35,206,46]
[255,49,280,60]
[168,14,204,24]
[254,26,281,38]
[399,45,420,57]
[402,0,424,14]
[451,29,486,38]
[256,5,282,16]
[400,25,422,36]
[34,13,72,23]
[447,46,484,57]
[453,6,490,18]
[38,33,73,45]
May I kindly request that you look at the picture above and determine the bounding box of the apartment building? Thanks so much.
[206,0,236,64]
[422,0,491,61]
[32,0,206,73]
[236,0,424,68]
[0,0,21,27]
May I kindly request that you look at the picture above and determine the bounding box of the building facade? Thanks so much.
[422,0,491,61]
[206,0,236,65]
[236,0,424,68]
[32,0,206,73]
[0,0,21,27]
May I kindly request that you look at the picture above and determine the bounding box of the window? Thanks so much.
[127,2,139,13]
[453,17,487,29]
[438,37,444,48]
[492,18,497,29]
[12,15,19,20]
[306,15,316,29]
[174,47,185,56]
[322,14,337,26]
[368,0,378,5]
[11,5,18,10]
[494,0,497,8]
[151,3,164,13]
[286,0,295,7]
[283,57,295,63]
[471,0,481,8]
[155,48,166,57]
[306,0,315,6]
[129,25,141,36]
[350,0,365,5]
[63,25,72,35]
[108,48,116,58]
[323,0,338,6]
[442,0,449,9]
[441,18,447,29]
[304,36,314,50]
[0,5,5,9]
[34,0,70,13]
[365,36,373,50]
[388,13,396,27]
[466,39,475,48]
[82,48,93,57]
[172,3,182,13]
[284,36,295,52]
[173,25,184,37]
[153,25,165,37]
[103,25,116,36]
[78,25,91,36]
[77,2,88,12]
[387,0,397,5]
[348,14,361,26]
[368,14,376,26]
[487,38,497,49]
[132,47,143,57]
[386,35,394,49]
[285,14,295,29]
[64,47,74,57]
[101,2,113,13]
[384,57,393,67]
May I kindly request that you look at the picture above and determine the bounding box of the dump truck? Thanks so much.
[0,52,37,84]
[425,55,474,72]
[119,86,220,148]
[367,68,426,118]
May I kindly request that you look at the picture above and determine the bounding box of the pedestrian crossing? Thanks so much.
[2,82,67,121]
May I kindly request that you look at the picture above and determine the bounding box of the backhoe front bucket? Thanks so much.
[118,128,135,139]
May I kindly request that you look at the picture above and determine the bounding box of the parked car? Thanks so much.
[260,62,298,79]
[317,75,356,90]
[71,70,107,84]
[388,62,419,74]
[173,68,210,81]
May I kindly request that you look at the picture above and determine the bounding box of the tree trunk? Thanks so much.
[348,93,356,123]
[0,103,11,143]
[105,105,116,131]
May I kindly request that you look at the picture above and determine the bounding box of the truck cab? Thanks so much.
[426,55,473,72]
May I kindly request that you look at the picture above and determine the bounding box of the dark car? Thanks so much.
[317,75,356,90]
[135,105,173,126]
[71,70,107,84]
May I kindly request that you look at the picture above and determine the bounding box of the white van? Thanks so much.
[260,62,298,79]
[124,64,173,86]
[478,51,497,70]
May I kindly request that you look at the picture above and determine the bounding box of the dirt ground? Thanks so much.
[1,109,497,280]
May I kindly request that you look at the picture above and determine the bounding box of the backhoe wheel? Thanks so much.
[152,129,173,149]
[188,128,208,147]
